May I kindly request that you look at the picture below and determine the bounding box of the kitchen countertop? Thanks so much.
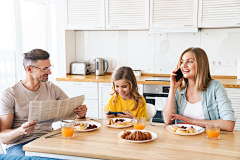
[56,75,240,88]
[23,117,240,159]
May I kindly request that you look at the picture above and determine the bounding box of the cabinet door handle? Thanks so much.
[237,23,240,25]
[146,97,156,99]
[94,26,102,28]
[73,83,81,85]
[110,26,118,28]
[183,25,193,27]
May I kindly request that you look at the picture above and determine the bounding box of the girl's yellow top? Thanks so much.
[107,94,147,121]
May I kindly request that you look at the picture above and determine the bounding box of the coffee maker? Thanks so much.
[94,58,108,76]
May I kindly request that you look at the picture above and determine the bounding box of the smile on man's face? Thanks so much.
[31,59,52,82]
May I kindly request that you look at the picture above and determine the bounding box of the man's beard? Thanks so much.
[37,74,48,82]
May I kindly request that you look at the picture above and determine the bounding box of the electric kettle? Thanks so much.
[94,58,108,76]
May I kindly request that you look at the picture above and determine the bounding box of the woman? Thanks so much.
[163,47,235,131]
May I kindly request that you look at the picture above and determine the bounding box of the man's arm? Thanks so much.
[0,114,36,144]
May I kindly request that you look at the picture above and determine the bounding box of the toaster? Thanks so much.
[70,62,90,75]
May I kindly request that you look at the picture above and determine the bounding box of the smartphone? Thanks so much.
[108,112,126,116]
[175,68,183,82]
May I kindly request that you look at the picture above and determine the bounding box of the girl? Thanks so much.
[105,66,147,120]
[163,47,235,131]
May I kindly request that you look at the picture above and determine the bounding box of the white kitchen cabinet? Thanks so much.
[225,88,240,130]
[58,81,99,118]
[150,0,198,32]
[65,0,105,30]
[106,0,149,30]
[98,83,144,118]
[198,0,240,28]
[99,83,112,118]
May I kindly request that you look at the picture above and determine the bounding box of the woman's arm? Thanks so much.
[163,69,184,124]
[163,88,178,124]
[171,114,235,131]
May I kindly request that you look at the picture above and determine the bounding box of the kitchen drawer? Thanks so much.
[59,81,98,100]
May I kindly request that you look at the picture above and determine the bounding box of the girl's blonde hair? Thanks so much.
[177,47,212,92]
[110,66,144,111]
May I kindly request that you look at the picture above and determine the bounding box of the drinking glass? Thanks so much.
[206,124,220,140]
[61,121,74,139]
[133,117,146,130]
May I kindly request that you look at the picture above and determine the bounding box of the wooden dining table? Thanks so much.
[23,117,240,160]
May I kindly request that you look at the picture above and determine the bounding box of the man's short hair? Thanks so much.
[22,49,50,71]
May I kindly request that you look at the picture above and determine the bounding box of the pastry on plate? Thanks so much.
[176,128,188,133]
[171,125,179,132]
[186,126,197,133]
[121,130,131,139]
[122,131,152,141]
[74,123,86,130]
[115,121,132,126]
[106,119,114,125]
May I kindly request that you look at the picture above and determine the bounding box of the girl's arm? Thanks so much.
[163,69,184,124]
[105,97,115,119]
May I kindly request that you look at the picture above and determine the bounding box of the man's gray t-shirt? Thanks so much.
[0,81,69,149]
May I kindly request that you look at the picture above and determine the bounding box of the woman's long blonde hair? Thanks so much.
[110,66,144,111]
[177,47,212,92]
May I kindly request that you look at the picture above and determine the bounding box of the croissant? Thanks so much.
[121,130,131,139]
[121,131,152,141]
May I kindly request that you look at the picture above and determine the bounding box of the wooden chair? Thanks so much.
[146,103,156,122]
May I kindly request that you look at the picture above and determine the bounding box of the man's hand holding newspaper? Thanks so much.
[28,95,85,122]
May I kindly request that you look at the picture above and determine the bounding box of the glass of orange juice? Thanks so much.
[133,117,146,130]
[206,124,220,140]
[61,121,74,139]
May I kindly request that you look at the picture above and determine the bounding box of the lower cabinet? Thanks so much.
[225,88,240,130]
[99,83,112,118]
[58,81,99,118]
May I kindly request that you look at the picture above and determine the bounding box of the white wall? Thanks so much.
[71,28,240,76]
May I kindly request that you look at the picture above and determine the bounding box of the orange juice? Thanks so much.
[206,128,220,139]
[134,123,145,130]
[62,127,74,139]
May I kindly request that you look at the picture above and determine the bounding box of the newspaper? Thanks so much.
[28,95,85,123]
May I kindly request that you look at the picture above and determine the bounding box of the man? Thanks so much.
[0,49,87,155]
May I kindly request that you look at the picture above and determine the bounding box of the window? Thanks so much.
[21,0,47,52]
[0,0,16,95]
[0,0,56,91]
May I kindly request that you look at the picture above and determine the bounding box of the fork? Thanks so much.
[90,118,107,121]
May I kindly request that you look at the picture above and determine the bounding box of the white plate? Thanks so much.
[102,118,133,128]
[117,130,157,143]
[74,121,101,132]
[166,124,205,135]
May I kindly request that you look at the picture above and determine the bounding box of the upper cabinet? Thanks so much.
[150,0,198,32]
[65,0,105,30]
[64,0,240,30]
[106,0,149,30]
[198,0,240,28]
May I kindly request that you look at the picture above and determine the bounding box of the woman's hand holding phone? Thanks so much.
[170,68,184,90]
